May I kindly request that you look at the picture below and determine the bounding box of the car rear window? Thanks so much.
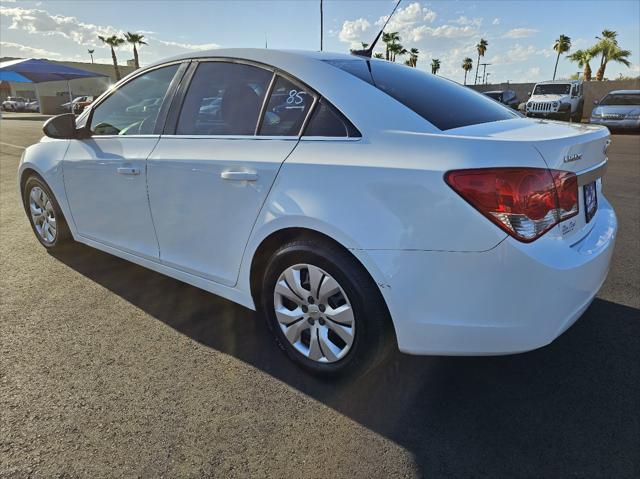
[325,59,516,131]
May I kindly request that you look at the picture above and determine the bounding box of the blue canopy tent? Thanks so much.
[0,58,108,112]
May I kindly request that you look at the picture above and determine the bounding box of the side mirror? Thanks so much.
[593,100,599,106]
[43,113,79,139]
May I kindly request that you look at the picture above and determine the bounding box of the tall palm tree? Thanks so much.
[431,58,441,75]
[388,42,405,62]
[552,34,572,80]
[87,49,94,64]
[408,47,419,67]
[594,29,618,80]
[383,31,400,60]
[462,57,473,85]
[592,30,631,80]
[373,53,384,59]
[474,38,488,85]
[124,32,147,69]
[567,48,595,81]
[98,34,125,80]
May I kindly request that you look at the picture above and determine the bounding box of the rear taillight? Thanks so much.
[445,167,579,242]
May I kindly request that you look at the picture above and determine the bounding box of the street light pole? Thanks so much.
[320,0,323,51]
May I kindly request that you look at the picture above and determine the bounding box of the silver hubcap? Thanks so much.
[273,264,355,363]
[29,186,57,243]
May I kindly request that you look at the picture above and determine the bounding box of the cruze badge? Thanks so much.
[563,153,583,163]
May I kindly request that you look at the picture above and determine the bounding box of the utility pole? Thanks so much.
[320,0,324,51]
[485,72,491,85]
[480,63,491,84]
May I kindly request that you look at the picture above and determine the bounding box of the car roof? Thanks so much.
[607,89,640,95]
[148,48,369,68]
[483,90,513,94]
[535,80,581,84]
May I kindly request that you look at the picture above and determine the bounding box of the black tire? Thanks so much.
[260,238,395,378]
[22,175,71,250]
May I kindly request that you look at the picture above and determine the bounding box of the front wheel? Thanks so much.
[260,238,395,377]
[23,176,71,250]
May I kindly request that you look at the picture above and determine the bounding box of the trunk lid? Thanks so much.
[445,118,611,243]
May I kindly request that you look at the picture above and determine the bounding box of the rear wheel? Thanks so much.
[260,238,394,377]
[23,176,71,250]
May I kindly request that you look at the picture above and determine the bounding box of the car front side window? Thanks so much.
[89,64,179,136]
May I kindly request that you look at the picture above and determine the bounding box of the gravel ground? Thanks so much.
[1,120,639,478]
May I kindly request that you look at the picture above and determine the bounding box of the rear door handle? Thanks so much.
[117,167,140,176]
[221,171,258,181]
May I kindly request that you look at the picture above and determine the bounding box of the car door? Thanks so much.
[147,61,314,286]
[63,63,183,260]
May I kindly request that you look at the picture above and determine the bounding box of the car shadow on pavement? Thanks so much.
[51,242,640,477]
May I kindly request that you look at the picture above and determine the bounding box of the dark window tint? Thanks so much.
[304,100,360,137]
[90,64,179,135]
[325,59,516,131]
[259,76,313,136]
[600,93,640,106]
[177,62,272,135]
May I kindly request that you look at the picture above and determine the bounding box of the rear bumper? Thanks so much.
[354,196,617,355]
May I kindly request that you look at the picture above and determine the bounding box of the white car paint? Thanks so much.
[19,49,616,356]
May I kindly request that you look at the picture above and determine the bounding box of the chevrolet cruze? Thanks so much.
[19,49,617,376]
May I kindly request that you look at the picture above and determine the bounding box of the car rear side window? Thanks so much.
[303,99,361,137]
[259,76,313,136]
[325,59,516,131]
[90,64,179,135]
[177,62,272,136]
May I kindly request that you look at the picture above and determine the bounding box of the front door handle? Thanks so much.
[117,167,140,176]
[221,171,258,181]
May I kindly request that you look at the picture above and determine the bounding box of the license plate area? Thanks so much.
[584,181,598,223]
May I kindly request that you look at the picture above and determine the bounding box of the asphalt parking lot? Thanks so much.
[1,118,639,478]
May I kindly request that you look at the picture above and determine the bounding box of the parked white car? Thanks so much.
[19,49,617,376]
[525,80,584,121]
[2,96,27,111]
[25,99,40,113]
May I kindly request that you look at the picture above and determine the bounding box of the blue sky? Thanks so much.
[1,0,638,84]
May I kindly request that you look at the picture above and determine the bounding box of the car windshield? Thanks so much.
[484,92,502,100]
[600,93,640,106]
[325,59,516,130]
[533,84,571,95]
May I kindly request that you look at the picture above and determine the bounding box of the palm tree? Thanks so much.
[552,34,572,80]
[388,42,405,62]
[431,59,441,75]
[474,38,488,85]
[462,57,473,85]
[408,48,419,67]
[361,42,369,49]
[373,53,384,59]
[87,49,94,64]
[567,48,595,81]
[124,32,147,70]
[383,32,400,60]
[592,30,631,80]
[98,34,125,80]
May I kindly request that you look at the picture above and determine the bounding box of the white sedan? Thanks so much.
[19,49,617,376]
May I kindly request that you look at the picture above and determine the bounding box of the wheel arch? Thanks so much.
[247,226,397,339]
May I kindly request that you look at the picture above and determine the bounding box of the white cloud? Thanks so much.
[0,5,219,65]
[492,18,500,25]
[424,24,478,39]
[338,18,371,45]
[0,40,62,58]
[503,28,539,39]
[453,16,482,27]
[423,8,437,23]
[490,44,551,65]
